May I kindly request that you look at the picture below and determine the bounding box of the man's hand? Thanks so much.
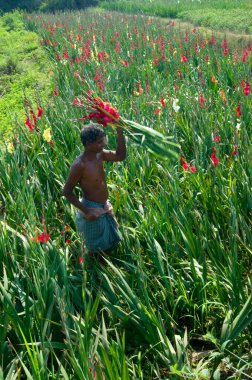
[104,202,116,217]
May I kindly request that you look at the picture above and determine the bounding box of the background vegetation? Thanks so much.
[0,0,98,12]
[0,11,51,140]
[99,0,252,33]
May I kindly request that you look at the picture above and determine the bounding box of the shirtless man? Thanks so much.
[63,124,126,258]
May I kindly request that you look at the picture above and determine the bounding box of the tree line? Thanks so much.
[0,0,99,12]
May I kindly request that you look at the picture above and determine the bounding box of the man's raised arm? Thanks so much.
[103,127,126,162]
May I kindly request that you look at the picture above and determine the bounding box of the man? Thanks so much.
[63,123,126,260]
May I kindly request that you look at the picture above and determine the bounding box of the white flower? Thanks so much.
[236,123,241,131]
[172,98,180,112]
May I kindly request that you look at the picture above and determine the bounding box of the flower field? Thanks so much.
[0,7,252,379]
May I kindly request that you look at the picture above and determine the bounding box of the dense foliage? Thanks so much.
[0,6,252,380]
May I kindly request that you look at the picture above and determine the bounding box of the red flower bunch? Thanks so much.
[181,157,197,173]
[25,102,44,131]
[34,231,50,243]
[211,152,219,167]
[236,104,241,117]
[80,95,120,126]
[74,93,179,160]
[243,82,250,96]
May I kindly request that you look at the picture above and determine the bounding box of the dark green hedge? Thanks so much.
[0,0,98,12]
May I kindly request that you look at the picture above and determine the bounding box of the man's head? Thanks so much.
[80,124,106,152]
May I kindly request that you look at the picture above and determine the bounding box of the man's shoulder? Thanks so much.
[72,155,86,170]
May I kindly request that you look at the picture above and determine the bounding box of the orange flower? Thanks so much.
[219,89,226,103]
[211,75,218,85]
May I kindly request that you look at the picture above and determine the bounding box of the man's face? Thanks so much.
[88,136,107,152]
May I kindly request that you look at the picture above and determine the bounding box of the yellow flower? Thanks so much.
[43,127,52,142]
[7,141,14,153]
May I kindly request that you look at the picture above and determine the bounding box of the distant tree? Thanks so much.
[0,0,99,12]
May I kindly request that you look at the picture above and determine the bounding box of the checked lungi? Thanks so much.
[76,199,121,253]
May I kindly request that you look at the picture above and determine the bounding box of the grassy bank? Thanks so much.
[0,11,51,140]
[99,0,252,33]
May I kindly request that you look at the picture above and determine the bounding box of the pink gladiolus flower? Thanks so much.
[244,82,250,96]
[181,55,187,63]
[222,39,227,49]
[199,94,206,105]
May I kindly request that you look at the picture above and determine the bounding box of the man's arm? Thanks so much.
[102,126,126,162]
[62,163,105,220]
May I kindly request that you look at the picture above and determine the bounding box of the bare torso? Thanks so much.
[77,152,108,203]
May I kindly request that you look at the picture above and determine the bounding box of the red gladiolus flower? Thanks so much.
[83,96,120,127]
[160,97,166,108]
[49,140,54,145]
[54,87,59,96]
[181,157,196,173]
[36,232,50,243]
[78,257,84,264]
[66,239,71,245]
[211,153,219,167]
[215,135,221,142]
[72,97,83,106]
[232,144,238,155]
[25,117,35,131]
[37,107,44,117]
[236,104,241,117]
[177,70,182,78]
[210,35,215,46]
[154,108,161,115]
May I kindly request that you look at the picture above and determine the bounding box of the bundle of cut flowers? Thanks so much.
[76,94,179,160]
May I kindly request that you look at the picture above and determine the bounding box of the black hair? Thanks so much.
[80,124,106,147]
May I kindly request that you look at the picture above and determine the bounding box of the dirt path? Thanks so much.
[165,18,252,45]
